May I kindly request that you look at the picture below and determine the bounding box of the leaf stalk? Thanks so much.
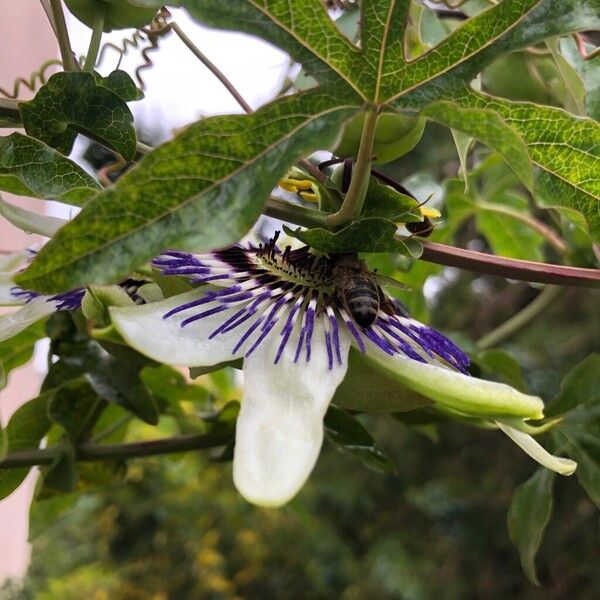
[83,3,106,72]
[49,0,78,72]
[327,108,378,228]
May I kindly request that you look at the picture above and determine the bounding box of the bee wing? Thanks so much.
[374,273,412,291]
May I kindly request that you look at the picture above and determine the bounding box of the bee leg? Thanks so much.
[377,285,395,316]
[378,285,410,317]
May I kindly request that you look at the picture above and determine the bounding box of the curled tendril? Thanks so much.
[0,59,63,99]
[95,12,172,89]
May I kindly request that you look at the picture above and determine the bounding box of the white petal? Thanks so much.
[0,251,29,272]
[110,289,253,366]
[234,317,351,507]
[367,347,544,419]
[0,298,56,342]
[0,273,23,306]
[496,422,577,476]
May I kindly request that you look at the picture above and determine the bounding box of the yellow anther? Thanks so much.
[287,177,314,190]
[420,206,441,219]
[299,191,319,203]
[278,179,299,192]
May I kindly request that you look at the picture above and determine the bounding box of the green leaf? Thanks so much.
[332,348,432,413]
[394,0,600,109]
[28,491,79,541]
[556,431,600,508]
[508,468,554,585]
[48,380,100,442]
[96,70,144,102]
[545,38,586,115]
[559,36,600,121]
[0,193,67,237]
[0,133,100,205]
[383,0,543,104]
[19,71,137,159]
[324,406,396,474]
[0,392,53,500]
[40,445,78,494]
[545,353,600,417]
[42,321,158,425]
[107,359,159,425]
[0,321,46,391]
[421,101,533,191]
[475,349,529,392]
[140,365,210,406]
[361,176,420,221]
[0,98,22,128]
[476,192,545,261]
[17,91,357,293]
[452,88,600,241]
[284,217,412,254]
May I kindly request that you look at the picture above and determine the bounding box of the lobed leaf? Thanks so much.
[450,89,600,241]
[382,0,543,104]
[183,0,362,96]
[17,91,358,293]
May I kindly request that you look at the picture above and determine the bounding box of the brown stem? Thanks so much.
[169,21,253,114]
[420,242,600,288]
[0,430,234,469]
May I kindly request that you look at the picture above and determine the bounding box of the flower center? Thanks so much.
[254,235,334,293]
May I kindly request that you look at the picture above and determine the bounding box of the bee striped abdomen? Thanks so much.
[344,278,379,328]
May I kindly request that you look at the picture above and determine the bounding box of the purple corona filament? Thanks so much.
[152,233,470,373]
[11,278,150,312]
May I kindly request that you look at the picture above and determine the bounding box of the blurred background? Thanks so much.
[1,2,599,598]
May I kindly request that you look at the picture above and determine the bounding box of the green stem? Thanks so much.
[476,285,562,350]
[83,4,106,72]
[0,430,234,469]
[327,108,378,228]
[477,200,567,255]
[49,0,78,71]
[265,196,329,229]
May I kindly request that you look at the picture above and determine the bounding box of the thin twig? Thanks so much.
[49,0,78,71]
[0,430,234,469]
[476,286,562,350]
[169,21,253,113]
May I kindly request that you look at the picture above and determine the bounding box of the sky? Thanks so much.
[67,8,291,137]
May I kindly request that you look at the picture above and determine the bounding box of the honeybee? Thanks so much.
[330,254,409,328]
